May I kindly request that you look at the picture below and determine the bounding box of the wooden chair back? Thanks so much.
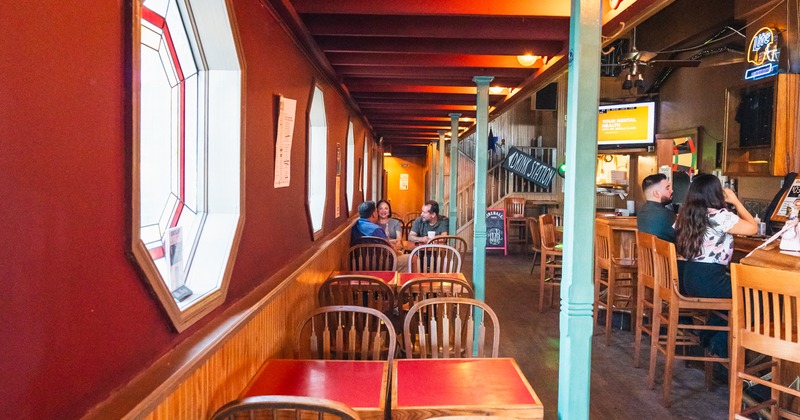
[404,212,421,223]
[389,217,404,239]
[594,221,613,268]
[318,275,395,313]
[353,235,393,247]
[295,305,397,361]
[730,263,800,418]
[403,297,500,358]
[403,219,414,240]
[505,197,526,219]
[397,278,474,315]
[429,235,468,254]
[538,214,559,249]
[633,231,657,367]
[210,395,360,420]
[651,237,678,305]
[408,244,462,273]
[344,244,397,271]
[528,218,542,252]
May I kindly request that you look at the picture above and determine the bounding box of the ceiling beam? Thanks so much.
[316,36,564,56]
[301,15,569,40]
[290,0,570,17]
[327,52,545,68]
[334,65,532,78]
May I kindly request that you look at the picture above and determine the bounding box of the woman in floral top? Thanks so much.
[675,174,758,298]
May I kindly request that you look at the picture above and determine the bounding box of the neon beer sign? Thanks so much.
[745,27,780,80]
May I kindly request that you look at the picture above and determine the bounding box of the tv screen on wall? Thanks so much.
[597,101,656,149]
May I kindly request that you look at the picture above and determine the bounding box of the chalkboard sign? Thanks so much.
[486,208,507,255]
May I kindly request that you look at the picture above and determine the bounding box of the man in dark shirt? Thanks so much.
[637,173,676,242]
[350,201,389,246]
[408,200,449,244]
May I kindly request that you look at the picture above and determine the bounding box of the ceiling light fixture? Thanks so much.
[517,54,538,67]
[489,86,506,94]
[610,0,624,10]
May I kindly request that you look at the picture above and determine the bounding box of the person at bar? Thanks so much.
[408,200,449,244]
[637,173,676,242]
[675,173,757,356]
[351,201,389,246]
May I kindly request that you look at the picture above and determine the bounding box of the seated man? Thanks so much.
[351,201,389,246]
[408,200,450,244]
[637,173,676,242]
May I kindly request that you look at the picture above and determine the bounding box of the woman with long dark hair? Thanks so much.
[675,173,757,298]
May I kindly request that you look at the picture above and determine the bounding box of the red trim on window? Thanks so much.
[144,5,187,229]
[148,245,166,260]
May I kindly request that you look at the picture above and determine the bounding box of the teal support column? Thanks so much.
[438,130,446,209]
[471,76,493,304]
[448,113,460,235]
[558,1,601,420]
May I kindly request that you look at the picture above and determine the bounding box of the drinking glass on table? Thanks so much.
[427,231,436,240]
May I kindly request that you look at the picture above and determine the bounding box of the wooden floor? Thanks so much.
[462,251,729,420]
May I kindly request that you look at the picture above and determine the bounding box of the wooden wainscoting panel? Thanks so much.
[83,222,353,420]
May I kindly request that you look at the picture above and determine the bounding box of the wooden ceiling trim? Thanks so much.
[290,0,571,17]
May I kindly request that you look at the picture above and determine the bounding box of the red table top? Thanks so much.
[392,358,540,409]
[397,272,467,287]
[242,359,388,410]
[329,270,397,284]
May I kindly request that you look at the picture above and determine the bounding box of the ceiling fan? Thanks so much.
[603,27,700,88]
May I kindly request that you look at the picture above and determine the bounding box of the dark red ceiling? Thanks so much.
[267,0,667,144]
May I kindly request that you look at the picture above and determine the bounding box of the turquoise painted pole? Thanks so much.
[558,1,601,419]
[472,76,493,304]
[448,113,460,235]
[438,130,446,209]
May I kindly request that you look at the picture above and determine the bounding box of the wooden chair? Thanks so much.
[210,395,360,420]
[389,217,405,240]
[397,277,474,316]
[408,244,462,273]
[633,232,658,368]
[404,212,421,223]
[403,297,500,358]
[648,237,731,407]
[295,305,397,361]
[353,235,393,247]
[538,214,562,312]
[429,235,468,254]
[403,219,415,240]
[593,221,637,345]
[343,244,397,271]
[528,217,542,274]
[318,275,395,314]
[505,197,529,250]
[730,264,800,419]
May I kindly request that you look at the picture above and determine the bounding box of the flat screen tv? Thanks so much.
[597,101,656,149]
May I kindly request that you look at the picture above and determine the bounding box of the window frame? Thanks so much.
[130,0,245,332]
[305,83,328,240]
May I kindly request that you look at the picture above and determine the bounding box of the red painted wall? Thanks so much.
[0,1,369,417]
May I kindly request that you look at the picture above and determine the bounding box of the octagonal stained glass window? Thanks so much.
[133,0,242,331]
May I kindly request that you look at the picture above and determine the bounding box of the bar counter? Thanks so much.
[735,236,800,271]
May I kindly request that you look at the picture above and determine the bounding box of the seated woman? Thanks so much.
[674,173,757,356]
[675,173,757,298]
[376,200,403,243]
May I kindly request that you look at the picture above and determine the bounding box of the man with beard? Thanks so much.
[637,173,676,242]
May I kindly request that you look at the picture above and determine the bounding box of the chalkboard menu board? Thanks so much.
[486,208,507,255]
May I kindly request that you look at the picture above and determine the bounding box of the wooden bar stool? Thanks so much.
[505,197,530,252]
[730,264,800,419]
[538,214,562,312]
[648,237,731,407]
[594,221,637,345]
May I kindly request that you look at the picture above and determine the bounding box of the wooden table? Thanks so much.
[397,272,468,288]
[595,216,638,260]
[391,358,543,419]
[241,359,389,419]
[329,270,397,285]
[739,239,800,270]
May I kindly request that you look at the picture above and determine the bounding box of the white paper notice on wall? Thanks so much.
[274,96,297,188]
[400,173,409,190]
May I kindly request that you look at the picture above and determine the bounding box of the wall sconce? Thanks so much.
[517,54,538,67]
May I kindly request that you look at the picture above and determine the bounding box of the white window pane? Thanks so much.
[308,87,327,232]
[346,122,355,211]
